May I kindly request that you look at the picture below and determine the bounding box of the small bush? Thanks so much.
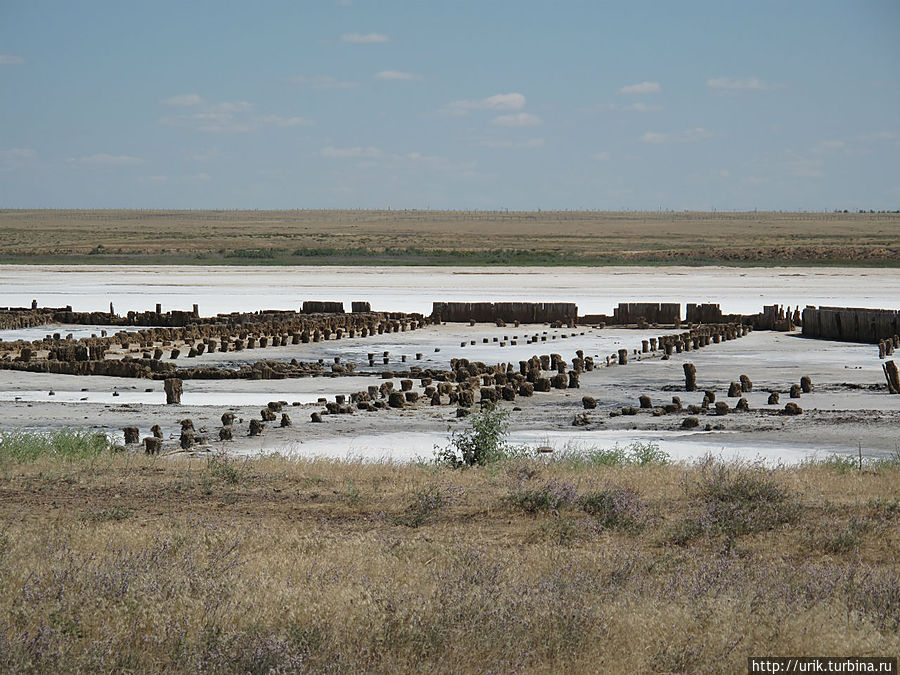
[671,457,798,543]
[395,484,456,527]
[507,479,577,514]
[207,454,244,484]
[805,517,864,554]
[578,486,647,532]
[435,404,526,467]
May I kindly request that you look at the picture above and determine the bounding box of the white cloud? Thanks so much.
[445,92,526,115]
[857,131,898,143]
[481,138,545,149]
[0,148,36,162]
[187,172,211,181]
[595,102,661,112]
[67,153,144,167]
[811,139,847,155]
[491,112,541,127]
[138,175,168,184]
[623,102,662,112]
[707,76,776,91]
[256,114,313,127]
[160,98,309,133]
[619,81,660,95]
[162,93,204,106]
[785,155,824,178]
[287,75,358,89]
[0,54,25,65]
[591,151,611,160]
[161,111,251,133]
[640,128,713,144]
[375,70,420,81]
[210,101,253,113]
[340,32,390,44]
[321,146,382,159]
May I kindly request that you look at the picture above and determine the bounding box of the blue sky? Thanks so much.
[1,1,898,210]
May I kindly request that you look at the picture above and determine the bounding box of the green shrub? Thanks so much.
[0,429,113,463]
[551,441,669,468]
[207,454,244,484]
[435,404,526,467]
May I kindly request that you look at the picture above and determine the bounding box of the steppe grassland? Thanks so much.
[0,209,898,263]
[0,438,897,673]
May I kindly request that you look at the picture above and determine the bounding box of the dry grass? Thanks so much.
[0,209,898,264]
[0,449,897,673]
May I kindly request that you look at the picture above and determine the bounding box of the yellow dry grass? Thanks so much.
[0,452,897,673]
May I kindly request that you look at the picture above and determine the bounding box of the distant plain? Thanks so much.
[1,209,898,265]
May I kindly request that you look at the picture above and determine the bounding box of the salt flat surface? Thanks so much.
[2,265,897,316]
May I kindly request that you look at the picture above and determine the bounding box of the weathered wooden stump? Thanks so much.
[551,373,568,389]
[883,360,900,394]
[143,437,161,454]
[735,397,749,411]
[180,430,194,449]
[683,363,697,391]
[164,378,183,404]
[800,376,812,393]
[582,396,596,409]
[740,375,752,392]
[639,394,652,408]
[790,384,802,399]
[681,416,699,429]
[388,392,405,408]
[727,382,742,397]
[715,401,729,415]
[617,349,627,365]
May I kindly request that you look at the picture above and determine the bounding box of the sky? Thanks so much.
[1,1,898,211]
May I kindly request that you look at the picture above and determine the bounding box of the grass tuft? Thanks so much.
[0,428,113,463]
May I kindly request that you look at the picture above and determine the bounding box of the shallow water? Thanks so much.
[2,265,897,316]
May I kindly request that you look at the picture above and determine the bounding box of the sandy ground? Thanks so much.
[1,324,898,463]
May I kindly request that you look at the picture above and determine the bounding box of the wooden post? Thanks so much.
[883,360,900,394]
